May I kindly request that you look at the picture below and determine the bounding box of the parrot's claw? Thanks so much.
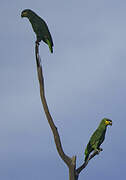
[95,149,102,154]
[36,40,40,45]
[99,148,103,151]
[96,149,100,154]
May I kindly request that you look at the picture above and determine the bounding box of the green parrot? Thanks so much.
[85,118,112,162]
[21,9,53,53]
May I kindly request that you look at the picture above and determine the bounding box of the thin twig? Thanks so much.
[75,150,101,179]
[35,42,71,167]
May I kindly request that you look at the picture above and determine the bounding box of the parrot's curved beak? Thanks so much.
[109,121,112,126]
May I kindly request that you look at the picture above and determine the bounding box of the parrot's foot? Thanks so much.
[36,40,40,45]
[95,149,102,154]
[98,147,103,152]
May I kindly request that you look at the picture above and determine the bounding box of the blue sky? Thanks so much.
[0,0,126,179]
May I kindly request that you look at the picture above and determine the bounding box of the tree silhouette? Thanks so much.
[34,42,102,180]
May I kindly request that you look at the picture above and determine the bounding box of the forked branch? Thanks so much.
[34,42,102,180]
[76,151,100,178]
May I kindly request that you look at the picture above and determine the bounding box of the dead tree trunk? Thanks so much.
[35,42,100,180]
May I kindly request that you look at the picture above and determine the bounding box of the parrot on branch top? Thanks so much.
[84,118,112,162]
[21,9,53,53]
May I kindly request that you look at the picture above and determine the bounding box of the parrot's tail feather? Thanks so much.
[85,148,89,162]
[46,39,53,53]
[85,154,89,162]
[50,46,53,53]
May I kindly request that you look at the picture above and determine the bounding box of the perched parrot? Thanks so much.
[84,118,112,162]
[21,9,53,53]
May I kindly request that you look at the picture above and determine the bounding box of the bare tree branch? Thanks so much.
[75,150,102,179]
[35,42,71,167]
[34,42,103,180]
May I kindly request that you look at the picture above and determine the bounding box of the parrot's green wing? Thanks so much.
[85,129,102,161]
[89,129,106,148]
[45,39,53,53]
[29,16,53,53]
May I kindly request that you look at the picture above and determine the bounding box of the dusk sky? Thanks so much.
[1,0,126,179]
